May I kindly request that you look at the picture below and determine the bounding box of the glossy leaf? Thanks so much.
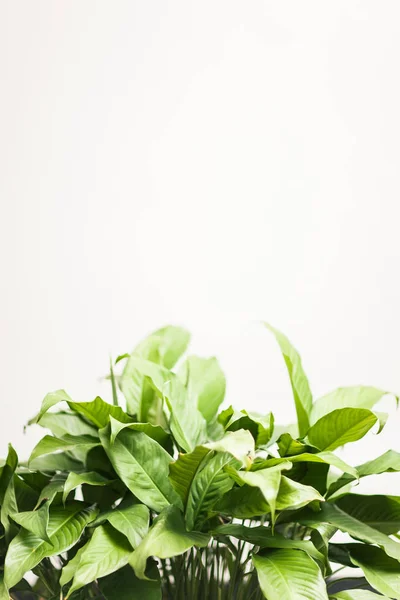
[63,471,112,504]
[4,502,98,588]
[109,415,169,448]
[204,429,255,467]
[10,503,51,543]
[68,397,131,428]
[129,505,209,580]
[0,444,18,541]
[38,411,98,437]
[91,496,149,549]
[332,591,389,599]
[307,408,377,451]
[98,564,161,600]
[264,323,313,437]
[178,355,226,423]
[99,426,182,512]
[276,476,324,512]
[253,549,329,600]
[311,386,395,425]
[219,406,274,448]
[29,434,100,466]
[29,389,73,424]
[348,544,400,599]
[254,451,358,478]
[169,446,210,503]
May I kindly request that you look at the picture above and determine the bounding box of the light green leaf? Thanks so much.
[24,452,83,473]
[178,356,226,423]
[336,494,400,535]
[28,434,100,466]
[110,358,119,407]
[277,433,308,456]
[348,544,400,599]
[169,446,210,504]
[98,564,161,600]
[213,524,325,562]
[253,549,329,600]
[121,326,190,418]
[99,426,182,512]
[204,430,255,468]
[307,408,377,451]
[34,472,68,509]
[311,386,395,425]
[302,503,400,561]
[219,406,274,448]
[10,503,51,544]
[4,502,98,589]
[186,451,240,530]
[264,323,313,437]
[217,485,270,518]
[91,496,149,549]
[37,411,98,437]
[0,444,18,542]
[255,452,358,478]
[109,415,169,448]
[332,591,389,599]
[276,476,324,512]
[65,523,133,597]
[29,389,73,424]
[68,397,131,428]
[127,358,207,452]
[63,471,112,504]
[328,450,400,497]
[129,505,209,580]
[229,463,292,525]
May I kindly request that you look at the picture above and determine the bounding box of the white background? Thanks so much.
[1,1,400,492]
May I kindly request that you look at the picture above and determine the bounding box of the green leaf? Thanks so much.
[65,523,133,597]
[328,450,400,497]
[178,356,226,423]
[217,485,271,518]
[253,549,329,600]
[228,463,292,525]
[307,408,377,451]
[129,505,209,580]
[68,397,131,428]
[0,574,8,600]
[24,453,83,473]
[126,358,207,452]
[311,386,395,424]
[98,564,161,600]
[121,326,190,418]
[277,433,308,456]
[276,476,324,512]
[90,496,149,549]
[109,415,170,448]
[332,591,389,599]
[4,502,98,589]
[10,503,51,543]
[264,323,313,437]
[169,446,210,504]
[0,444,18,542]
[28,434,100,466]
[37,411,98,437]
[218,406,274,448]
[204,429,255,468]
[99,426,182,512]
[29,389,73,424]
[254,451,358,478]
[110,358,119,406]
[185,451,240,530]
[301,503,400,561]
[348,543,400,599]
[213,524,325,562]
[63,472,112,504]
[335,494,400,535]
[34,473,68,508]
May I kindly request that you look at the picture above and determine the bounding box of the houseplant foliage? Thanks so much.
[1,325,400,599]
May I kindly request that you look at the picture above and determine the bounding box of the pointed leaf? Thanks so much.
[37,411,98,437]
[121,326,190,417]
[109,415,169,448]
[66,523,133,597]
[255,452,358,478]
[68,397,131,428]
[99,426,182,512]
[129,505,209,580]
[10,503,51,543]
[311,386,396,425]
[264,323,312,437]
[276,476,324,512]
[307,408,377,451]
[4,502,98,589]
[29,389,73,424]
[335,494,400,535]
[91,497,149,549]
[253,549,329,600]
[178,356,226,422]
[35,473,68,509]
[63,472,112,504]
[204,430,255,468]
[98,564,161,600]
[169,446,210,504]
[29,434,100,466]
[219,406,274,448]
[0,444,18,541]
[332,591,390,600]
[348,544,400,599]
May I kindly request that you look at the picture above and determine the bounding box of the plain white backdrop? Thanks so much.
[1,1,400,492]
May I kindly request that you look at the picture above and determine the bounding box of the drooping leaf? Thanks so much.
[129,505,209,580]
[307,408,377,451]
[204,429,255,468]
[178,356,226,423]
[169,446,210,504]
[328,450,400,497]
[90,496,149,549]
[24,453,83,473]
[254,451,358,478]
[29,389,73,424]
[311,386,395,425]
[37,411,98,437]
[276,476,324,512]
[64,523,133,597]
[99,426,182,512]
[35,472,68,509]
[4,502,98,589]
[126,358,207,452]
[121,326,190,418]
[0,444,18,542]
[348,543,400,599]
[264,323,313,437]
[10,503,51,543]
[98,564,161,600]
[28,434,100,466]
[213,524,325,562]
[109,415,170,448]
[335,494,400,535]
[218,406,274,448]
[62,471,112,504]
[253,549,329,600]
[186,451,240,530]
